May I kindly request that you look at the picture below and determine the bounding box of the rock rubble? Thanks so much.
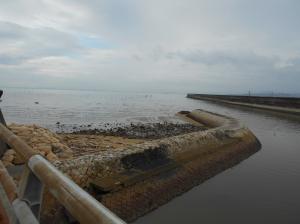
[73,122,204,139]
[1,124,73,167]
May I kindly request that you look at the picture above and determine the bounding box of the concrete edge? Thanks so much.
[41,109,261,223]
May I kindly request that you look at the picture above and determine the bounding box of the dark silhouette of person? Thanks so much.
[0,89,7,155]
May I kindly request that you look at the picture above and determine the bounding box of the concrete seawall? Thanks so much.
[187,94,300,116]
[43,110,261,223]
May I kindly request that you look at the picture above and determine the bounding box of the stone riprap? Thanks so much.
[1,124,73,167]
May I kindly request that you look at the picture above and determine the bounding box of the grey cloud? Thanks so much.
[0,21,82,65]
[0,22,27,40]
[0,0,300,93]
[0,54,27,65]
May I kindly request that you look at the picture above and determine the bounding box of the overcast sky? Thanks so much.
[0,0,300,93]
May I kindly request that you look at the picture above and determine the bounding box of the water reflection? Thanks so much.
[134,100,300,224]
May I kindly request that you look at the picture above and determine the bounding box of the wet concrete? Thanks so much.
[46,109,260,223]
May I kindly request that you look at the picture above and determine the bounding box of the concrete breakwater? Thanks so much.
[1,110,260,223]
[187,94,300,116]
[39,109,260,223]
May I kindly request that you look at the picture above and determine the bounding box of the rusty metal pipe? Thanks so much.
[0,161,18,202]
[0,179,18,224]
[0,185,11,224]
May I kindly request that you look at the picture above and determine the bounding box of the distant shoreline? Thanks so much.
[187,93,300,116]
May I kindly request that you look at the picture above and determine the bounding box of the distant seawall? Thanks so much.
[187,94,300,116]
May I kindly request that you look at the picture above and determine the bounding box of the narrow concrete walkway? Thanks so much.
[187,95,300,116]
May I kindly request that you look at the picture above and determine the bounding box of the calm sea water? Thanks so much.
[1,88,300,223]
[0,88,198,131]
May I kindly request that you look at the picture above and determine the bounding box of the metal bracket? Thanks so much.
[18,167,44,220]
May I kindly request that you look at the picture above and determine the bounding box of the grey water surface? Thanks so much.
[135,99,300,224]
[1,88,300,223]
